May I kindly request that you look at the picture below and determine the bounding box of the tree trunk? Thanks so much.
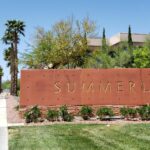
[0,75,2,93]
[11,33,18,96]
[10,44,14,95]
[14,34,18,96]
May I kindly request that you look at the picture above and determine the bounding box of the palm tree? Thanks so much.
[4,46,13,93]
[2,20,25,96]
[4,47,12,67]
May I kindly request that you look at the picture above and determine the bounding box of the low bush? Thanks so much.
[128,108,137,118]
[96,107,114,120]
[80,106,93,120]
[24,105,41,123]
[120,107,128,117]
[137,105,150,120]
[46,109,59,121]
[59,105,74,122]
[120,107,137,119]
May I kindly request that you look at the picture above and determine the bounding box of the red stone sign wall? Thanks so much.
[20,69,150,107]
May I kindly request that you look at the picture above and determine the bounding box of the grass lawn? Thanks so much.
[9,124,150,150]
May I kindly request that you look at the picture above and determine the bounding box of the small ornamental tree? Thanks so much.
[21,17,96,69]
[102,28,107,50]
[128,25,133,46]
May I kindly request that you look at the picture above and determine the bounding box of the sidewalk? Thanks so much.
[0,94,8,150]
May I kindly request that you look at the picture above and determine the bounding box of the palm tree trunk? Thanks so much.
[14,49,18,96]
[0,75,2,93]
[10,44,14,95]
[13,34,18,96]
[10,45,16,95]
[11,33,18,96]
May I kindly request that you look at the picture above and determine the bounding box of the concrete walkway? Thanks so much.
[0,93,8,150]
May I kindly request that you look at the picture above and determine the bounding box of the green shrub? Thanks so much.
[120,107,129,117]
[64,113,74,122]
[24,105,41,123]
[137,105,150,120]
[80,106,93,120]
[120,107,137,118]
[46,109,59,121]
[59,105,74,122]
[96,107,114,120]
[128,108,137,118]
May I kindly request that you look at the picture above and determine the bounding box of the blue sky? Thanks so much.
[0,0,150,81]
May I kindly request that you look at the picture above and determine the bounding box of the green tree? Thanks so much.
[21,17,96,69]
[102,28,107,50]
[128,25,133,46]
[112,43,133,68]
[4,47,12,67]
[133,46,150,68]
[84,49,115,68]
[2,20,25,96]
[85,42,133,68]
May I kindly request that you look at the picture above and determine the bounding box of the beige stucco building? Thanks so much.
[88,33,150,50]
